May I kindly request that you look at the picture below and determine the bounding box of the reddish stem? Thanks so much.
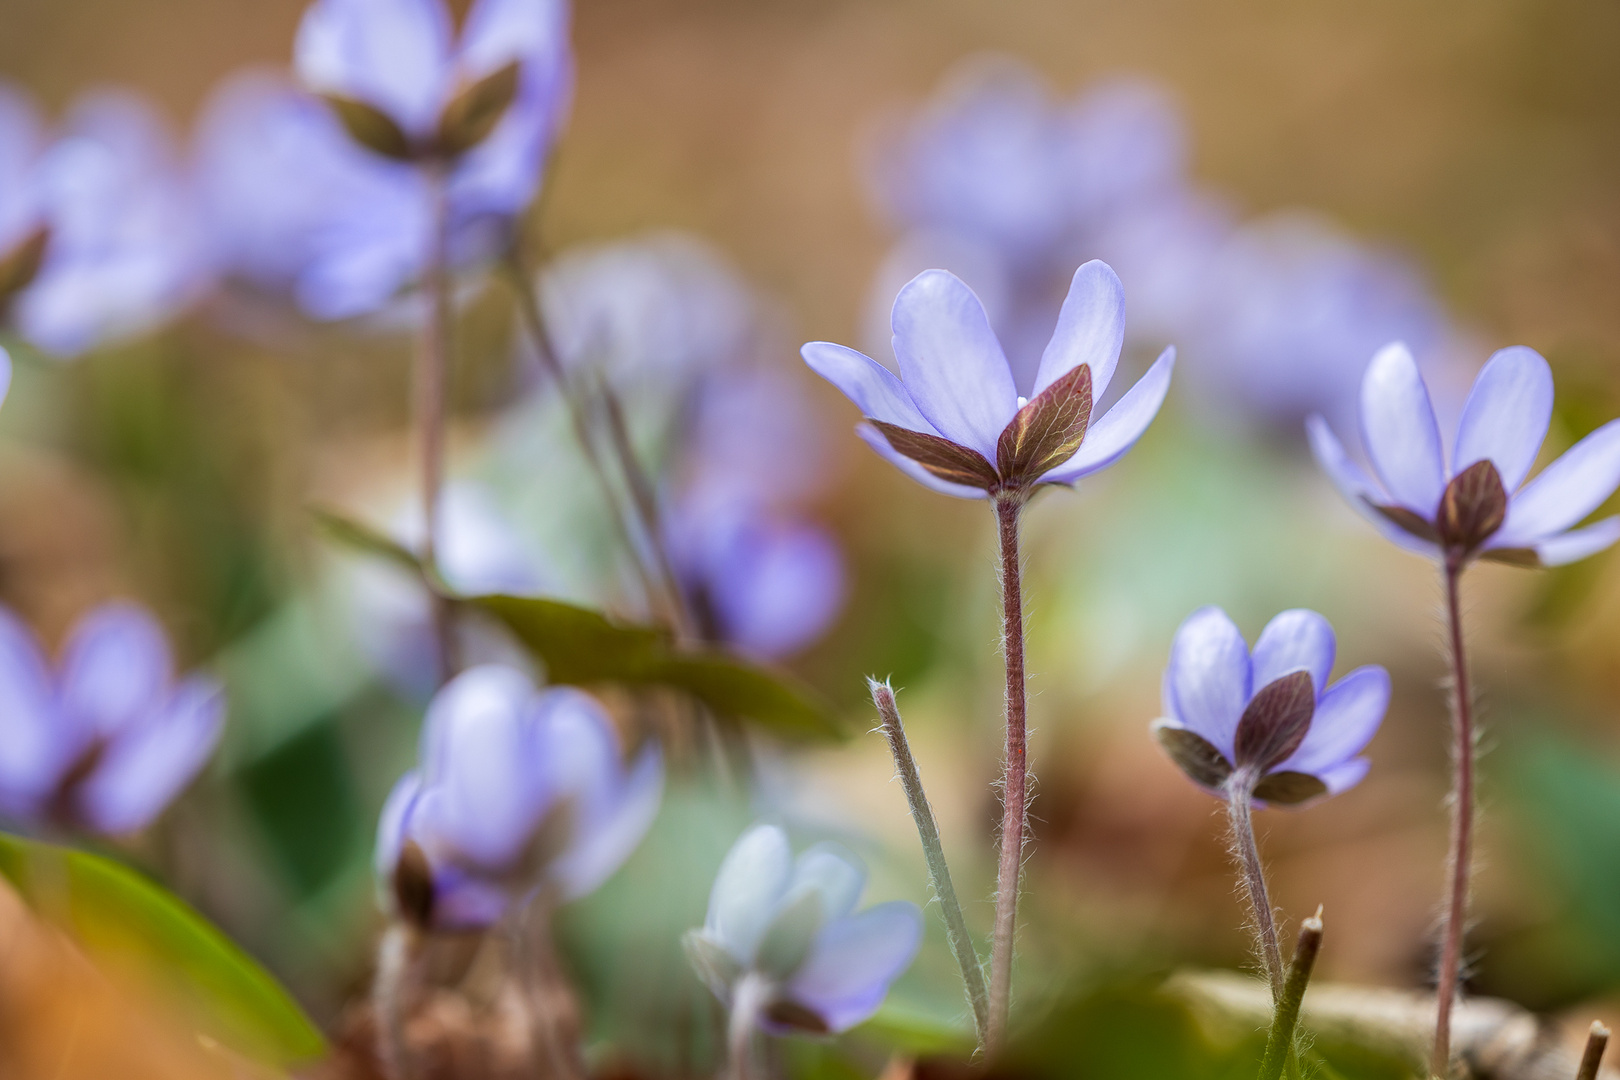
[1432,555,1474,1078]
[987,494,1028,1053]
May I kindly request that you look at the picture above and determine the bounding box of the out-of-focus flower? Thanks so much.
[1180,213,1451,432]
[0,602,225,833]
[375,665,662,929]
[0,85,207,357]
[195,0,571,321]
[1309,343,1620,567]
[667,491,844,661]
[540,231,758,384]
[684,824,921,1035]
[804,261,1174,499]
[1153,606,1388,805]
[343,483,549,698]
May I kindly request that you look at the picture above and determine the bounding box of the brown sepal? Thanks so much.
[435,60,522,157]
[322,94,416,161]
[869,421,999,489]
[0,225,49,301]
[996,364,1093,485]
[1152,720,1233,790]
[1252,770,1329,806]
[1367,500,1440,543]
[1438,459,1508,553]
[1233,671,1316,773]
[393,840,437,930]
[763,999,831,1034]
[1479,545,1540,568]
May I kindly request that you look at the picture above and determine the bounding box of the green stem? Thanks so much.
[870,680,990,1049]
[1258,911,1323,1080]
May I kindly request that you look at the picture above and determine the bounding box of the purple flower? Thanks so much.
[0,602,225,833]
[803,261,1174,500]
[343,483,550,699]
[375,665,662,929]
[1153,607,1389,805]
[684,824,922,1035]
[667,490,844,661]
[1183,213,1452,432]
[0,85,207,357]
[1308,342,1620,567]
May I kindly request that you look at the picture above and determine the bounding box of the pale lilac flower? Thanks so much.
[0,602,225,833]
[1184,214,1451,431]
[1309,342,1620,567]
[539,231,758,383]
[667,490,844,661]
[375,665,662,929]
[344,483,550,698]
[0,85,207,356]
[803,261,1174,499]
[1153,606,1389,805]
[684,824,921,1035]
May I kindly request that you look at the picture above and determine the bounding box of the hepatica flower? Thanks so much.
[0,602,225,834]
[376,665,662,929]
[685,824,921,1035]
[1309,343,1620,567]
[1153,607,1389,805]
[803,261,1174,500]
[0,85,206,356]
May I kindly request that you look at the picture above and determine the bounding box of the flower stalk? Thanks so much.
[1225,772,1285,997]
[1432,555,1476,1079]
[988,493,1029,1052]
[870,680,990,1049]
[419,162,456,685]
[728,972,770,1080]
[1258,909,1323,1080]
[1577,1021,1610,1080]
[373,920,419,1080]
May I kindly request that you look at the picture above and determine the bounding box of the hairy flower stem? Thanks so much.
[1433,556,1476,1079]
[1226,775,1285,996]
[871,680,990,1049]
[1577,1021,1610,1080]
[728,972,769,1080]
[420,164,456,685]
[1258,911,1324,1080]
[501,252,691,633]
[988,494,1028,1053]
[373,921,418,1080]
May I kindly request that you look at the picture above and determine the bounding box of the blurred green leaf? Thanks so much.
[239,718,362,897]
[313,506,841,740]
[0,832,326,1067]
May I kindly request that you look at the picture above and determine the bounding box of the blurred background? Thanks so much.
[3,0,1620,1073]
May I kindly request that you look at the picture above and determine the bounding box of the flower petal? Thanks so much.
[420,664,547,868]
[855,423,988,500]
[551,742,663,900]
[1164,606,1252,761]
[1452,346,1553,492]
[890,269,1018,459]
[801,342,934,431]
[784,901,922,1033]
[1031,260,1125,399]
[458,0,570,83]
[786,842,866,923]
[374,770,422,883]
[1533,516,1620,567]
[294,0,454,136]
[1358,342,1446,517]
[1278,666,1389,778]
[0,608,68,816]
[1493,419,1620,546]
[1307,414,1441,558]
[1250,609,1335,695]
[1039,346,1173,484]
[58,602,174,742]
[707,824,794,963]
[1316,757,1370,796]
[76,675,225,834]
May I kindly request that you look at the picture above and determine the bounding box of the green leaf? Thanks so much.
[473,594,842,740]
[309,504,426,577]
[310,505,841,739]
[0,832,327,1067]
